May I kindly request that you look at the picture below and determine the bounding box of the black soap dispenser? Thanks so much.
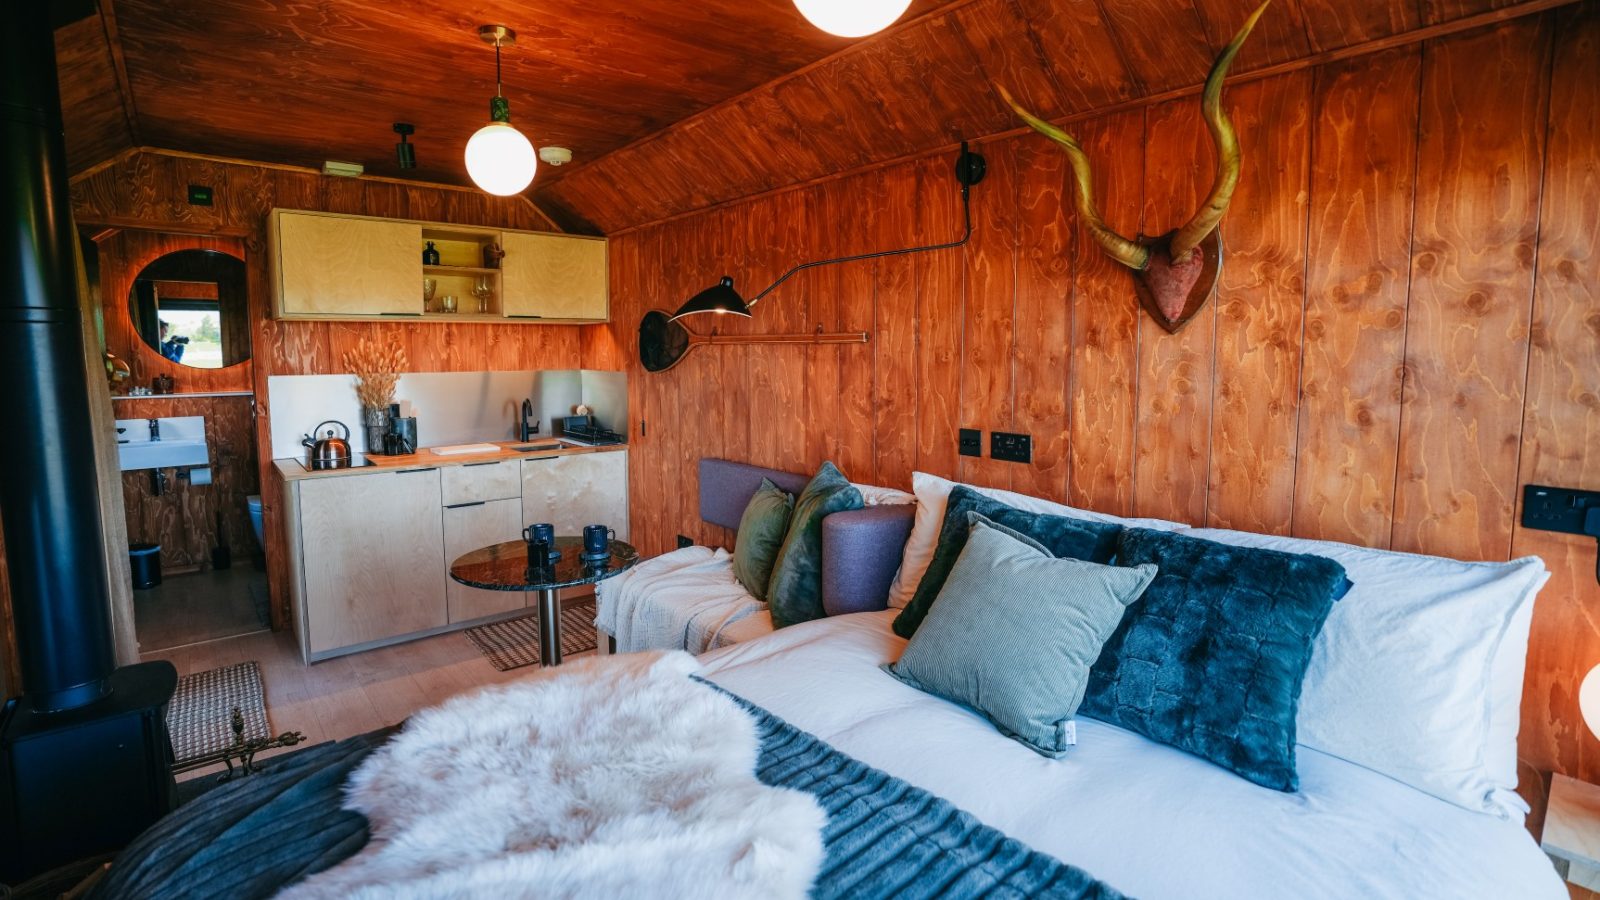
[422,241,440,266]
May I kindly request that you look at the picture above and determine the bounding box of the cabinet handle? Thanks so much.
[380,312,424,317]
[398,466,438,473]
[523,455,558,462]
[463,461,501,467]
[506,314,544,319]
[445,501,486,509]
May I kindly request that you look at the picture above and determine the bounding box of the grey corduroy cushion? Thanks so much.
[883,518,1158,757]
[731,478,794,601]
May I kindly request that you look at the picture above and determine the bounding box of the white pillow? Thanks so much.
[852,483,914,507]
[885,472,1191,609]
[1187,527,1547,820]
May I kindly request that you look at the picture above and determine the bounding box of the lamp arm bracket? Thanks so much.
[749,141,986,308]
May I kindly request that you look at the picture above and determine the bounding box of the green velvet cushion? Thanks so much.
[731,478,794,601]
[765,461,864,628]
[884,517,1157,756]
[1081,527,1348,791]
[893,485,1123,639]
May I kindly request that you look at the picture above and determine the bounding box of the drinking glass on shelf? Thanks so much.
[423,278,437,312]
[440,295,457,314]
[472,275,493,314]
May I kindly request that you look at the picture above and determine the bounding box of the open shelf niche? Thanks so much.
[421,226,503,317]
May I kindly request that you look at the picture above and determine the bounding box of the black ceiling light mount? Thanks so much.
[665,141,988,324]
[393,122,416,170]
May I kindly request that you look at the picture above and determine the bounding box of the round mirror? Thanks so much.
[126,249,249,369]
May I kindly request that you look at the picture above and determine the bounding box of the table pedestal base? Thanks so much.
[538,587,562,667]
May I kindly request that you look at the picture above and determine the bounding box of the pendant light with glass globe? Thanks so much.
[464,25,537,196]
[793,0,913,38]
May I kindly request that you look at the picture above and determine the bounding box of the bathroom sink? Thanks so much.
[116,416,209,471]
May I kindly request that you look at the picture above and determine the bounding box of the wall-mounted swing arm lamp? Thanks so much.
[666,142,988,323]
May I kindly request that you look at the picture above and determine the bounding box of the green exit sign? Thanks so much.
[187,184,213,206]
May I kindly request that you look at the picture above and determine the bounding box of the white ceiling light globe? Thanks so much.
[465,121,537,196]
[1581,664,1600,739]
[793,0,913,38]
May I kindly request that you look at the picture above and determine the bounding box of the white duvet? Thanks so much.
[700,611,1564,900]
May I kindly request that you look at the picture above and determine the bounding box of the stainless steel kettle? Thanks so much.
[302,420,352,465]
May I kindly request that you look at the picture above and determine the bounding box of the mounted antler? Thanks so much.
[1000,0,1269,333]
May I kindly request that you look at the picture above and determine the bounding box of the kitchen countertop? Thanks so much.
[273,439,625,482]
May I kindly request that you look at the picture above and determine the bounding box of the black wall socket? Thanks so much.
[991,431,1032,464]
[959,428,982,458]
[1522,485,1600,536]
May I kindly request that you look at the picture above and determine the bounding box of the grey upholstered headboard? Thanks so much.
[698,458,915,616]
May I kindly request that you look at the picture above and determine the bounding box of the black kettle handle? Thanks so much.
[312,419,350,439]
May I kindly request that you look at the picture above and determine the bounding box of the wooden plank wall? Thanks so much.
[67,151,584,633]
[584,9,1600,826]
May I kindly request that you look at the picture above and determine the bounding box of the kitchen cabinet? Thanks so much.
[441,459,521,505]
[443,497,525,623]
[292,468,446,656]
[521,450,629,540]
[272,211,422,317]
[499,231,608,321]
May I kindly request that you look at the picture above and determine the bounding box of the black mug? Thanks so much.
[523,523,554,547]
[583,524,615,556]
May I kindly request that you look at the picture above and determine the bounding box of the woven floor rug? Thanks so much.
[167,661,270,765]
[463,600,598,671]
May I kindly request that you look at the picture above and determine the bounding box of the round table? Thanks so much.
[449,536,639,667]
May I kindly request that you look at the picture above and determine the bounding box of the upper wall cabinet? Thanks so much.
[269,209,608,323]
[500,231,608,321]
[273,211,422,317]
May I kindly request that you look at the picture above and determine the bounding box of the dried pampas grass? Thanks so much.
[344,338,406,409]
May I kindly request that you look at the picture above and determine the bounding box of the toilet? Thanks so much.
[247,494,264,548]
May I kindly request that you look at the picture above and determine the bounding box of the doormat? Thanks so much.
[167,661,270,766]
[463,600,598,671]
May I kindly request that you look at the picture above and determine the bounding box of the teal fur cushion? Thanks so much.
[766,462,864,628]
[732,478,794,601]
[1081,527,1349,791]
[884,517,1157,756]
[893,485,1123,639]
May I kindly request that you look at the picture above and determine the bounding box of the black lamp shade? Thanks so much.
[669,276,750,321]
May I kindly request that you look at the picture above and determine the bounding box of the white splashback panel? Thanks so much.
[267,370,628,459]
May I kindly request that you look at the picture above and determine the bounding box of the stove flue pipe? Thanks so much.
[0,7,117,711]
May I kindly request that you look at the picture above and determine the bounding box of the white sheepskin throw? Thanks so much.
[278,651,825,899]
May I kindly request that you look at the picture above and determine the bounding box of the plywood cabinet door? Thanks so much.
[275,211,423,316]
[521,451,629,540]
[499,232,608,321]
[443,497,526,623]
[298,469,446,654]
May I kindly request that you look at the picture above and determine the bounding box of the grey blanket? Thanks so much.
[92,698,1123,899]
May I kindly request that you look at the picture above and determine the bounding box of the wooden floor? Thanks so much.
[143,607,596,775]
[134,567,270,653]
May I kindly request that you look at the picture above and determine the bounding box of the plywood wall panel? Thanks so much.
[1133,99,1216,526]
[1390,18,1550,560]
[1067,110,1146,517]
[1015,0,1140,110]
[1012,132,1075,502]
[1292,47,1421,548]
[1206,72,1313,535]
[959,141,1020,490]
[1512,0,1600,803]
[873,164,923,490]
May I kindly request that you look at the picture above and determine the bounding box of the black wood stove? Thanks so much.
[0,7,178,886]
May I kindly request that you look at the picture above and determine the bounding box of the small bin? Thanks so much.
[129,543,161,590]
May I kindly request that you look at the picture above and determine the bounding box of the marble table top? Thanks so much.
[449,536,639,592]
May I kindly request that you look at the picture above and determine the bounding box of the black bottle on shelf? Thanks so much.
[422,241,440,266]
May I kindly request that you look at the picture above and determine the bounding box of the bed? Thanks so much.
[88,459,1563,898]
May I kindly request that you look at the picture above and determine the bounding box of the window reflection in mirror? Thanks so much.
[127,249,250,369]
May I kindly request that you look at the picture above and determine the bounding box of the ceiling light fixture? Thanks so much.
[465,25,537,196]
[793,0,912,38]
[393,123,416,170]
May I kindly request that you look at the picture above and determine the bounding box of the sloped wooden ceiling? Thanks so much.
[56,0,1572,233]
[53,0,955,190]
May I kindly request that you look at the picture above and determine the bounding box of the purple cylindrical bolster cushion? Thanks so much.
[821,505,916,616]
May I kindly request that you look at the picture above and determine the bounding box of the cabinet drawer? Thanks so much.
[444,498,525,623]
[441,460,521,506]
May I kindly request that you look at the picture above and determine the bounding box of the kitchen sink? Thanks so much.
[511,442,562,452]
[116,416,209,471]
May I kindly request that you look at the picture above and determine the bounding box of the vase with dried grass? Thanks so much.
[343,338,406,453]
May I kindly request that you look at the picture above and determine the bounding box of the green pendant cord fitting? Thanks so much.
[490,94,511,123]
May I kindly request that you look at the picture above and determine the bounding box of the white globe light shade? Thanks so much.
[1581,664,1600,739]
[793,0,913,38]
[465,121,537,196]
